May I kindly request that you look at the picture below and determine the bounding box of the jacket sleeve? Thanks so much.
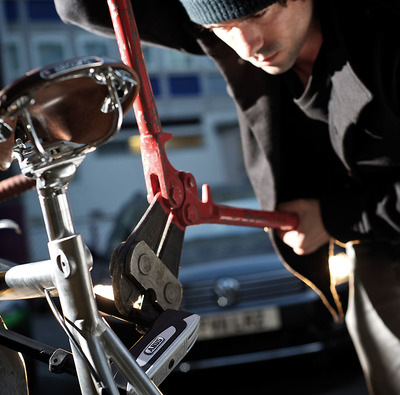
[54,0,205,54]
[321,180,400,244]
[319,0,400,245]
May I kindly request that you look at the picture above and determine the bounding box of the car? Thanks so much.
[175,197,351,372]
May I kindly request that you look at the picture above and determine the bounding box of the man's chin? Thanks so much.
[260,65,288,75]
[248,54,295,75]
[249,58,292,75]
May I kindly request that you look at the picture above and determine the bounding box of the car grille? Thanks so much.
[181,270,304,311]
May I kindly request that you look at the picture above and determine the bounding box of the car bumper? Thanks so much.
[176,288,350,372]
[178,339,344,372]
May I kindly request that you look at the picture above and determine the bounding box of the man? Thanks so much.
[55,0,400,393]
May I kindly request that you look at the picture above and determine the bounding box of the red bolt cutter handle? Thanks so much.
[108,0,184,208]
[194,184,297,229]
[107,0,298,231]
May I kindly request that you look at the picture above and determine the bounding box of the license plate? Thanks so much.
[198,307,281,341]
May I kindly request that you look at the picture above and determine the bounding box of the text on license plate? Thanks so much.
[198,307,281,341]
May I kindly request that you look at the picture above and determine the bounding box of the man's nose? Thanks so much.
[231,24,264,59]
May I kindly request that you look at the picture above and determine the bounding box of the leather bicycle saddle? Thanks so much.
[0,56,139,150]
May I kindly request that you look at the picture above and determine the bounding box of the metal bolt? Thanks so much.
[186,175,195,189]
[56,253,71,278]
[164,282,179,304]
[169,185,184,207]
[185,204,199,224]
[138,254,152,275]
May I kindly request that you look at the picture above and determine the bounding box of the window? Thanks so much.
[149,77,161,96]
[162,49,214,72]
[27,0,60,21]
[164,50,195,71]
[169,76,201,96]
[2,36,27,85]
[30,34,72,68]
[79,41,108,57]
[204,74,228,96]
[3,0,19,22]
[142,45,161,73]
[75,34,120,59]
[37,42,64,64]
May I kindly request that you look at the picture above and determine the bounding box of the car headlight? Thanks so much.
[329,253,352,286]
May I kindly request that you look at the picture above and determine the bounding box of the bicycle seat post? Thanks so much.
[36,162,80,241]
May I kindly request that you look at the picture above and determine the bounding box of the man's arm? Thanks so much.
[320,181,400,244]
[276,180,400,256]
[54,0,205,54]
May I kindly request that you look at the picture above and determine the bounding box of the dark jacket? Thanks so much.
[55,0,400,320]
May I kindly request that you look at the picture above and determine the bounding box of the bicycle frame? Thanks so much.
[0,59,163,395]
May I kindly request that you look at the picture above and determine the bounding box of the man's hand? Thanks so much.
[275,199,330,255]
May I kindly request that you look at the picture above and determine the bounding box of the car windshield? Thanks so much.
[181,198,276,265]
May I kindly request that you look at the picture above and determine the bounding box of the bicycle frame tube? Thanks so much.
[39,163,161,395]
[0,259,54,300]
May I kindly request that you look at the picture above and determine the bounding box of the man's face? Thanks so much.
[204,0,316,75]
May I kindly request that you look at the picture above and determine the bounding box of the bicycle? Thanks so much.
[0,1,297,394]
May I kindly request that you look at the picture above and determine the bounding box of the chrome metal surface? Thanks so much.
[0,260,54,300]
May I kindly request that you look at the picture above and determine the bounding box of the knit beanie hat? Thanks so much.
[179,0,280,25]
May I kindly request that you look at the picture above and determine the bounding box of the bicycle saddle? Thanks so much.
[0,56,139,149]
